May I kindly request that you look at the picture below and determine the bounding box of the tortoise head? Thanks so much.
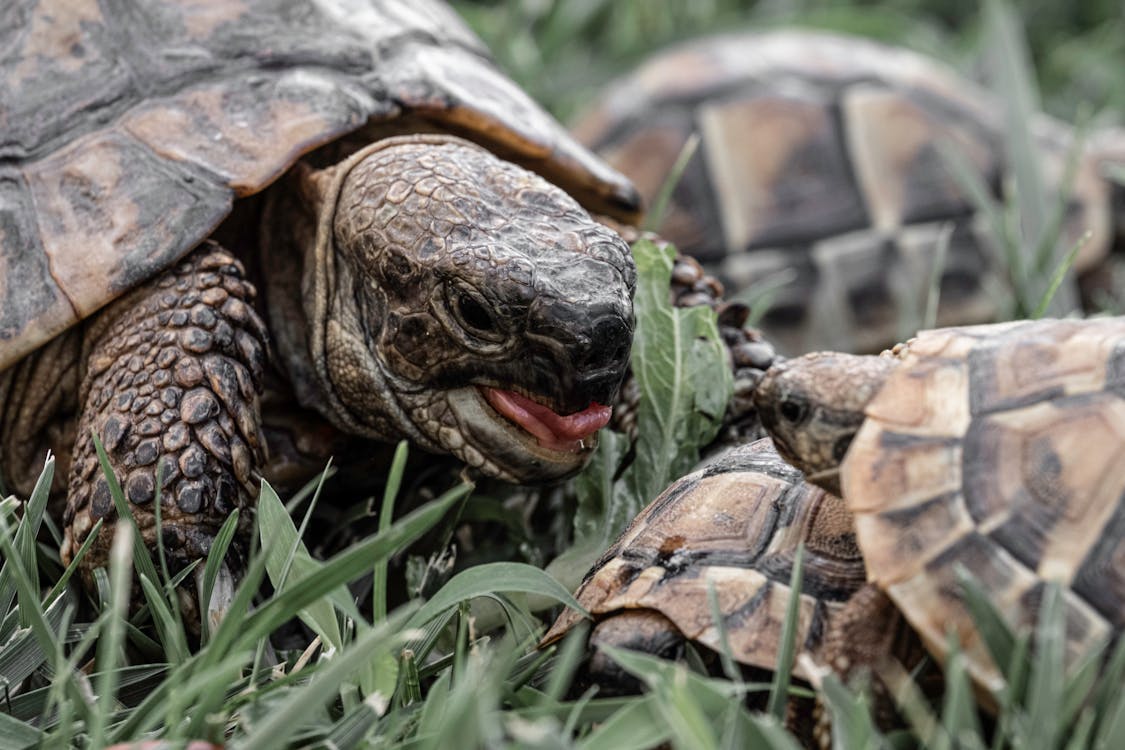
[305,135,635,483]
[753,352,896,495]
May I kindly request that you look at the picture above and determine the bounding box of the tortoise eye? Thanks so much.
[456,292,495,334]
[778,397,807,425]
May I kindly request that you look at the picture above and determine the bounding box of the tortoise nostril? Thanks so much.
[578,316,632,371]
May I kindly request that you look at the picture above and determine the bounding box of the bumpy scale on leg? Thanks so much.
[62,243,268,580]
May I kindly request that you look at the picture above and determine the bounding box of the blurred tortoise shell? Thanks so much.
[756,316,1125,695]
[541,437,866,682]
[0,0,639,372]
[575,30,1124,356]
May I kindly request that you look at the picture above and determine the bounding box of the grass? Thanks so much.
[3,0,1124,748]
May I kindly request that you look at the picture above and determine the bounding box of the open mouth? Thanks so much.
[482,387,612,453]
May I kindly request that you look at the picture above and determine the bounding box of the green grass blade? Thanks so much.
[767,543,804,721]
[198,508,240,644]
[87,521,133,749]
[405,561,585,636]
[644,132,701,232]
[577,695,671,750]
[0,457,53,623]
[816,672,884,750]
[1021,582,1066,750]
[706,580,741,684]
[9,456,53,627]
[0,712,43,750]
[258,479,347,650]
[956,565,1017,678]
[235,483,468,652]
[0,517,64,683]
[923,222,954,330]
[940,633,983,744]
[136,573,189,665]
[1030,234,1085,319]
[543,620,589,703]
[374,440,409,623]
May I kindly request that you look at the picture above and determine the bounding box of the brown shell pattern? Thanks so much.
[0,0,638,372]
[575,30,1113,355]
[843,316,1125,693]
[543,438,865,676]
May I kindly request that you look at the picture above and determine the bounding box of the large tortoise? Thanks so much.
[575,30,1125,355]
[541,438,873,694]
[0,0,655,593]
[754,316,1125,694]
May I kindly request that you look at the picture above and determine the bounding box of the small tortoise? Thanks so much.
[541,437,869,693]
[575,30,1125,355]
[754,316,1125,694]
[0,0,649,592]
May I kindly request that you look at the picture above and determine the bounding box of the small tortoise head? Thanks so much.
[313,135,635,483]
[754,352,896,494]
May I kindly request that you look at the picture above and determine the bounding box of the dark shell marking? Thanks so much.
[0,0,638,371]
[576,31,1115,355]
[542,438,865,676]
[845,317,1125,692]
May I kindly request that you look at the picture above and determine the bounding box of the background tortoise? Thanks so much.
[574,30,1125,355]
[754,316,1125,694]
[0,0,648,590]
[541,437,870,693]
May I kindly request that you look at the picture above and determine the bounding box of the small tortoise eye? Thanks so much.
[456,292,494,334]
[778,397,807,425]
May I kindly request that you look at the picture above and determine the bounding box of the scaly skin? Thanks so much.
[263,135,635,484]
[753,351,896,495]
[3,134,636,589]
[61,245,267,576]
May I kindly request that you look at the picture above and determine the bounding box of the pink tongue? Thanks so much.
[483,388,611,452]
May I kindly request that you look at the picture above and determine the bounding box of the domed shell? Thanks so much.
[0,0,638,372]
[575,30,1114,355]
[543,437,866,676]
[843,316,1125,692]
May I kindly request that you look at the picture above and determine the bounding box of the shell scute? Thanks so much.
[840,317,1125,689]
[544,439,867,675]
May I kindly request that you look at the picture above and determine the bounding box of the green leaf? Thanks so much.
[629,239,733,508]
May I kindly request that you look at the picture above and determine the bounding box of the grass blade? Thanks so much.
[374,441,409,623]
[767,544,804,721]
[87,521,133,749]
[1030,234,1086,319]
[644,132,701,232]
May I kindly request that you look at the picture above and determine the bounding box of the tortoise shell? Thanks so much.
[574,30,1119,355]
[843,316,1125,692]
[0,0,638,372]
[542,437,866,678]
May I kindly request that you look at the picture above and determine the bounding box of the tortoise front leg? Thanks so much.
[62,243,268,601]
